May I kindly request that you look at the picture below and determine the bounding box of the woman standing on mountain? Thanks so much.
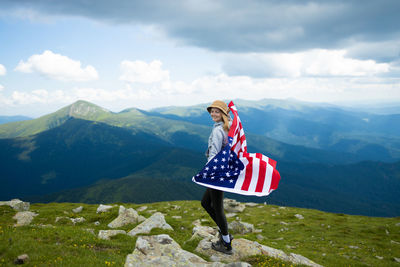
[201,100,233,255]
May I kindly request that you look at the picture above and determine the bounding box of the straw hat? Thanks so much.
[207,100,229,116]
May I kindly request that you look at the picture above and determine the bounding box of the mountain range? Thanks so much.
[0,99,399,217]
[0,115,32,125]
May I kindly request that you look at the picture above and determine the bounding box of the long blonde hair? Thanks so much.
[221,112,230,132]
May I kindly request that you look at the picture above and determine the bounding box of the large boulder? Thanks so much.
[127,212,173,237]
[13,211,38,226]
[124,234,251,267]
[224,199,245,213]
[108,206,145,228]
[0,199,30,211]
[195,237,323,267]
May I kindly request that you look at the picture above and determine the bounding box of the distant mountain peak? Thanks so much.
[66,100,110,118]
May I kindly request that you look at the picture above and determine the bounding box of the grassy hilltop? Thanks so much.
[0,200,399,267]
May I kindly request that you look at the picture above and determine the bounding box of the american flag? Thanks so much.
[192,101,280,196]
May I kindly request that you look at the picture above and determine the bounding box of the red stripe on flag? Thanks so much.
[239,134,246,148]
[241,157,253,191]
[228,114,238,138]
[255,154,266,192]
[268,158,277,168]
[269,168,281,192]
[231,142,238,152]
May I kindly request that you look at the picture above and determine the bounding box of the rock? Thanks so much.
[125,234,206,266]
[294,214,304,220]
[125,234,250,267]
[376,256,383,260]
[224,199,245,213]
[137,206,147,212]
[196,238,259,263]
[71,217,85,225]
[192,219,202,226]
[391,240,400,245]
[0,199,30,211]
[349,245,359,249]
[226,213,237,218]
[256,234,264,240]
[288,252,322,266]
[394,257,400,262]
[196,237,323,267]
[396,222,400,226]
[72,206,83,213]
[280,221,289,225]
[127,212,173,237]
[96,204,114,213]
[172,216,182,219]
[94,221,100,226]
[138,215,146,222]
[190,225,218,240]
[228,221,254,234]
[14,254,29,264]
[55,216,85,225]
[98,230,126,240]
[108,206,141,228]
[13,211,38,226]
[244,202,258,207]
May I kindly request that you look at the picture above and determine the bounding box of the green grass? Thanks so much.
[0,201,399,266]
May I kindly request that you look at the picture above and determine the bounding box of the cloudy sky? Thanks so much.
[0,0,399,116]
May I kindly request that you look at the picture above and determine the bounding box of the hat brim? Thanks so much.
[207,105,229,116]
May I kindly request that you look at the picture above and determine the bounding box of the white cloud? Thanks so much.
[0,84,4,91]
[119,60,170,84]
[0,64,6,75]
[222,49,390,78]
[14,50,98,81]
[2,70,399,116]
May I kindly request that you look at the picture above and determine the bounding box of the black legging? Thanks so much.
[201,188,228,235]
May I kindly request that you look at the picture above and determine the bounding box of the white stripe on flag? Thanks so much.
[248,157,260,193]
[242,140,247,150]
[232,134,238,147]
[239,127,245,137]
[234,157,248,190]
[263,162,274,193]
[234,143,241,154]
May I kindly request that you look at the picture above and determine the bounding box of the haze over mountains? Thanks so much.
[0,99,399,217]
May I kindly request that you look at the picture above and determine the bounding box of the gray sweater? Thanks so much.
[206,121,229,162]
